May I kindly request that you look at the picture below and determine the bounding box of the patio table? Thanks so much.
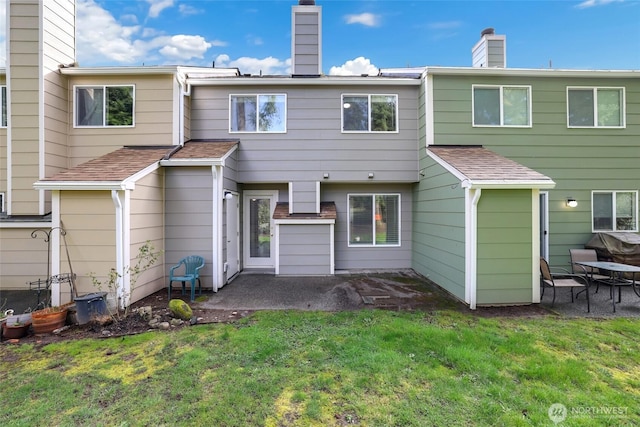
[575,261,640,312]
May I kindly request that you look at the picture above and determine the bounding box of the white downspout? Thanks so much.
[465,187,482,310]
[212,165,224,292]
[50,191,61,305]
[111,190,125,310]
[176,71,191,146]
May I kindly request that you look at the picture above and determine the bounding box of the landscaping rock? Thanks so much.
[170,318,184,327]
[134,306,153,321]
[169,299,193,321]
[157,322,170,330]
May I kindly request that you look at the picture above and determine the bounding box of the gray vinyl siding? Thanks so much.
[322,183,412,270]
[223,149,239,192]
[291,181,318,213]
[292,8,321,76]
[412,158,466,301]
[430,73,640,268]
[278,224,332,275]
[476,189,533,305]
[165,167,214,289]
[190,84,420,183]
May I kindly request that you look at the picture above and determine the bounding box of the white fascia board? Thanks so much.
[121,162,161,189]
[274,219,336,225]
[186,77,422,87]
[0,221,54,229]
[160,159,225,167]
[461,180,556,190]
[426,150,468,182]
[34,182,131,191]
[424,66,640,78]
[59,66,179,76]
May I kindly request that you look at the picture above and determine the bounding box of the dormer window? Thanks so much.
[74,85,134,127]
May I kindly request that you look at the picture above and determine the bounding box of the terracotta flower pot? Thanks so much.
[31,305,69,334]
[2,321,31,340]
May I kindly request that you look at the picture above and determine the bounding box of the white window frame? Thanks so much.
[1,85,7,128]
[591,190,638,232]
[567,86,625,129]
[229,94,287,133]
[347,193,401,247]
[73,84,135,128]
[341,94,399,133]
[472,84,532,128]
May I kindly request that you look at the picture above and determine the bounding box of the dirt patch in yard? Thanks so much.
[1,272,552,346]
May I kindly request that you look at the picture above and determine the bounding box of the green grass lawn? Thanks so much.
[1,310,638,426]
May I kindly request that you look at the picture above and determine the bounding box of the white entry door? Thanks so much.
[225,192,239,280]
[243,190,278,268]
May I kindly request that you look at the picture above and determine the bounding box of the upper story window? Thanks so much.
[473,85,532,127]
[348,194,401,247]
[1,86,7,127]
[342,94,398,132]
[567,87,625,128]
[230,94,286,133]
[592,190,637,232]
[74,85,134,127]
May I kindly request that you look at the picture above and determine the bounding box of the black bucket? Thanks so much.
[74,292,108,325]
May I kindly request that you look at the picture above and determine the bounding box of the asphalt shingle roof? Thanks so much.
[427,145,553,183]
[42,141,239,183]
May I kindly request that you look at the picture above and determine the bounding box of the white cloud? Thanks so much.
[77,0,145,63]
[157,35,211,60]
[329,57,379,76]
[214,54,291,75]
[147,0,174,18]
[246,35,264,46]
[76,0,226,65]
[344,13,381,27]
[575,0,623,8]
[0,0,5,66]
[178,4,202,17]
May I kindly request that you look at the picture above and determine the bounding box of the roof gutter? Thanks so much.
[186,77,422,86]
[424,66,640,78]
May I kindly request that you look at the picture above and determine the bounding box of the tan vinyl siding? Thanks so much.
[190,84,420,183]
[431,73,640,267]
[59,191,116,304]
[476,190,533,304]
[412,158,466,301]
[68,75,176,166]
[8,0,41,214]
[0,228,49,290]
[43,0,75,190]
[129,170,165,304]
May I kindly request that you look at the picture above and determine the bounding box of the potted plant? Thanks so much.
[31,303,71,334]
[1,310,32,340]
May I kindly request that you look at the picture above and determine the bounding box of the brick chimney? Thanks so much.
[291,0,322,76]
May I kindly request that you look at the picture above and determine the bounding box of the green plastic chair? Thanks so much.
[168,255,205,302]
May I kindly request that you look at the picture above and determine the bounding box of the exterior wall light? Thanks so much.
[224,191,234,200]
[566,198,578,208]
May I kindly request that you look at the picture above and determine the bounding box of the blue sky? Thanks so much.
[3,0,640,74]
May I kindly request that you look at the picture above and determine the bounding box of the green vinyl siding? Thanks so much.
[430,73,640,268]
[476,189,533,305]
[412,157,466,301]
